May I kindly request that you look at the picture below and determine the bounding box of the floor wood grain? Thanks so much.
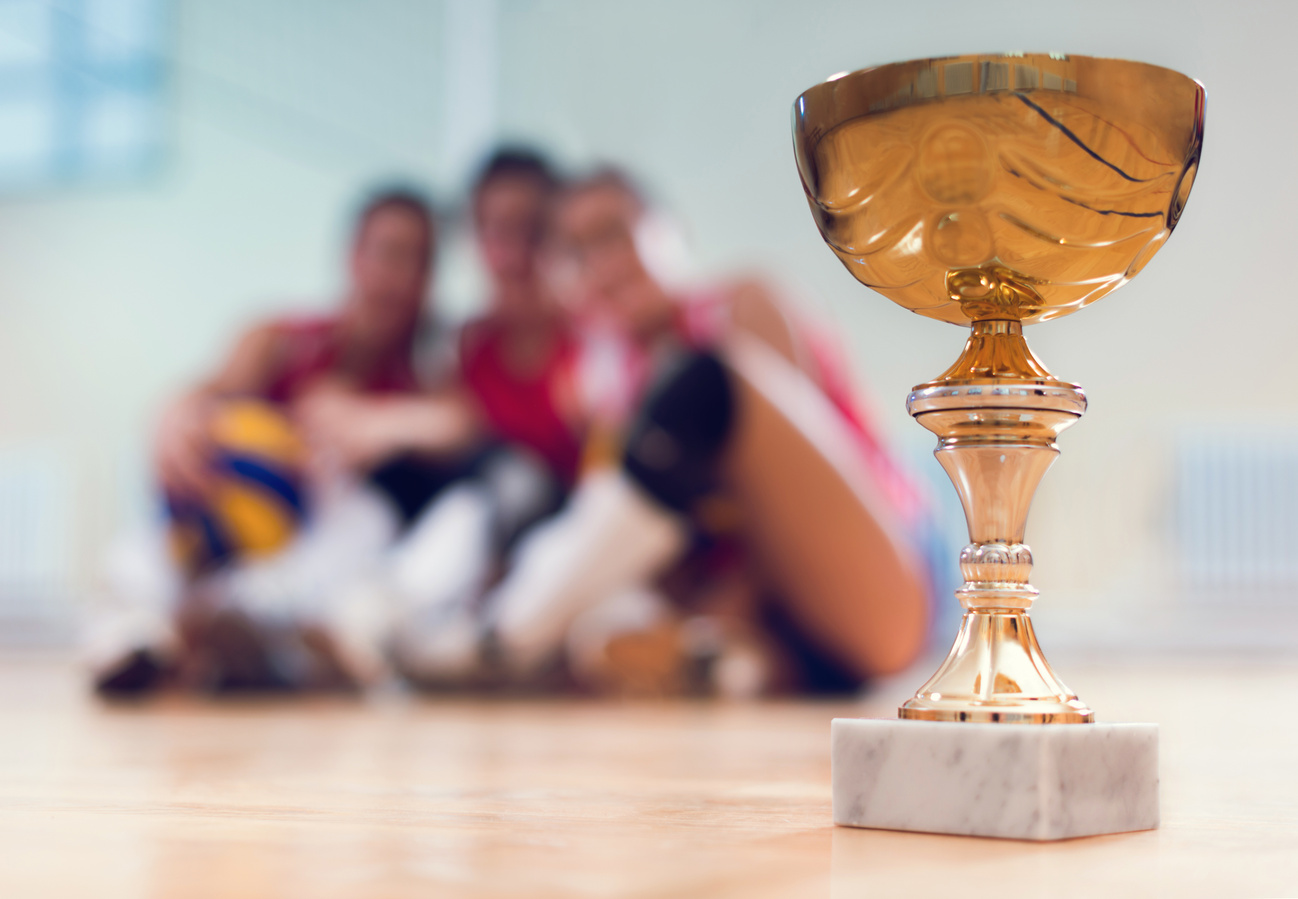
[0,653,1295,897]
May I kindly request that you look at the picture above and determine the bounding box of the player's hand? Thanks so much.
[154,394,214,500]
[295,385,401,473]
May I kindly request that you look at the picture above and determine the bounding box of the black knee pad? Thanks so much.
[622,350,735,513]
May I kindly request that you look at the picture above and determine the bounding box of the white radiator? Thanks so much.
[0,446,72,615]
[1176,430,1298,598]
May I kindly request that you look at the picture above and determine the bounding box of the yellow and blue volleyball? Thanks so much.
[166,399,307,574]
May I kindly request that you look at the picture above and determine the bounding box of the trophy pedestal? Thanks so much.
[832,718,1158,840]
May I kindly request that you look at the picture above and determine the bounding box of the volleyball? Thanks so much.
[167,399,308,574]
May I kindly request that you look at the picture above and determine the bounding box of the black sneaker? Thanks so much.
[93,649,166,698]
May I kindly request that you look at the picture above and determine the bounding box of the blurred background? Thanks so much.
[0,0,1292,654]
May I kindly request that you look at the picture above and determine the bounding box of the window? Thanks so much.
[0,0,167,191]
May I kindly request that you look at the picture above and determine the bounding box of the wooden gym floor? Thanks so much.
[0,652,1295,898]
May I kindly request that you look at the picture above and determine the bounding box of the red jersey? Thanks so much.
[459,318,582,483]
[263,314,419,403]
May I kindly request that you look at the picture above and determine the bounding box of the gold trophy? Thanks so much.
[793,54,1203,838]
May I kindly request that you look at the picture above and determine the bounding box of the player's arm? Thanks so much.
[294,384,485,473]
[154,323,285,498]
[348,388,485,464]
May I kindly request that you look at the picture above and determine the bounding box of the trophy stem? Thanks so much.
[900,320,1094,724]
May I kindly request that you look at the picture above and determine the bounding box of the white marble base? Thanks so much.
[832,718,1158,841]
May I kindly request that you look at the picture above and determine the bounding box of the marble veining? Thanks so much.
[832,719,1158,840]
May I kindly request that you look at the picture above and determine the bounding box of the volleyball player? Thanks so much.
[90,188,482,694]
[475,169,933,694]
[373,149,587,686]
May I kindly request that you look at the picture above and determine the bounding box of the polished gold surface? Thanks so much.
[793,53,1204,325]
[902,363,1094,723]
[792,54,1204,723]
[933,319,1057,381]
[899,612,1093,723]
[3,653,1298,897]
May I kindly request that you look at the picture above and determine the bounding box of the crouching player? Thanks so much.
[393,170,935,696]
[88,188,490,694]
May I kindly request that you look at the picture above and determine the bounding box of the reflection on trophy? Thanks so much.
[793,53,1204,838]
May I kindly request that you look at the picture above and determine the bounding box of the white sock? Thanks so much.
[486,469,688,674]
[84,527,183,675]
[385,483,496,684]
[227,478,399,626]
[390,483,494,615]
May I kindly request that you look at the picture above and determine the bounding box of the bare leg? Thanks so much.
[723,336,929,679]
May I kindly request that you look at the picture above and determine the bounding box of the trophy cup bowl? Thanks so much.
[793,53,1204,838]
[794,54,1203,327]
